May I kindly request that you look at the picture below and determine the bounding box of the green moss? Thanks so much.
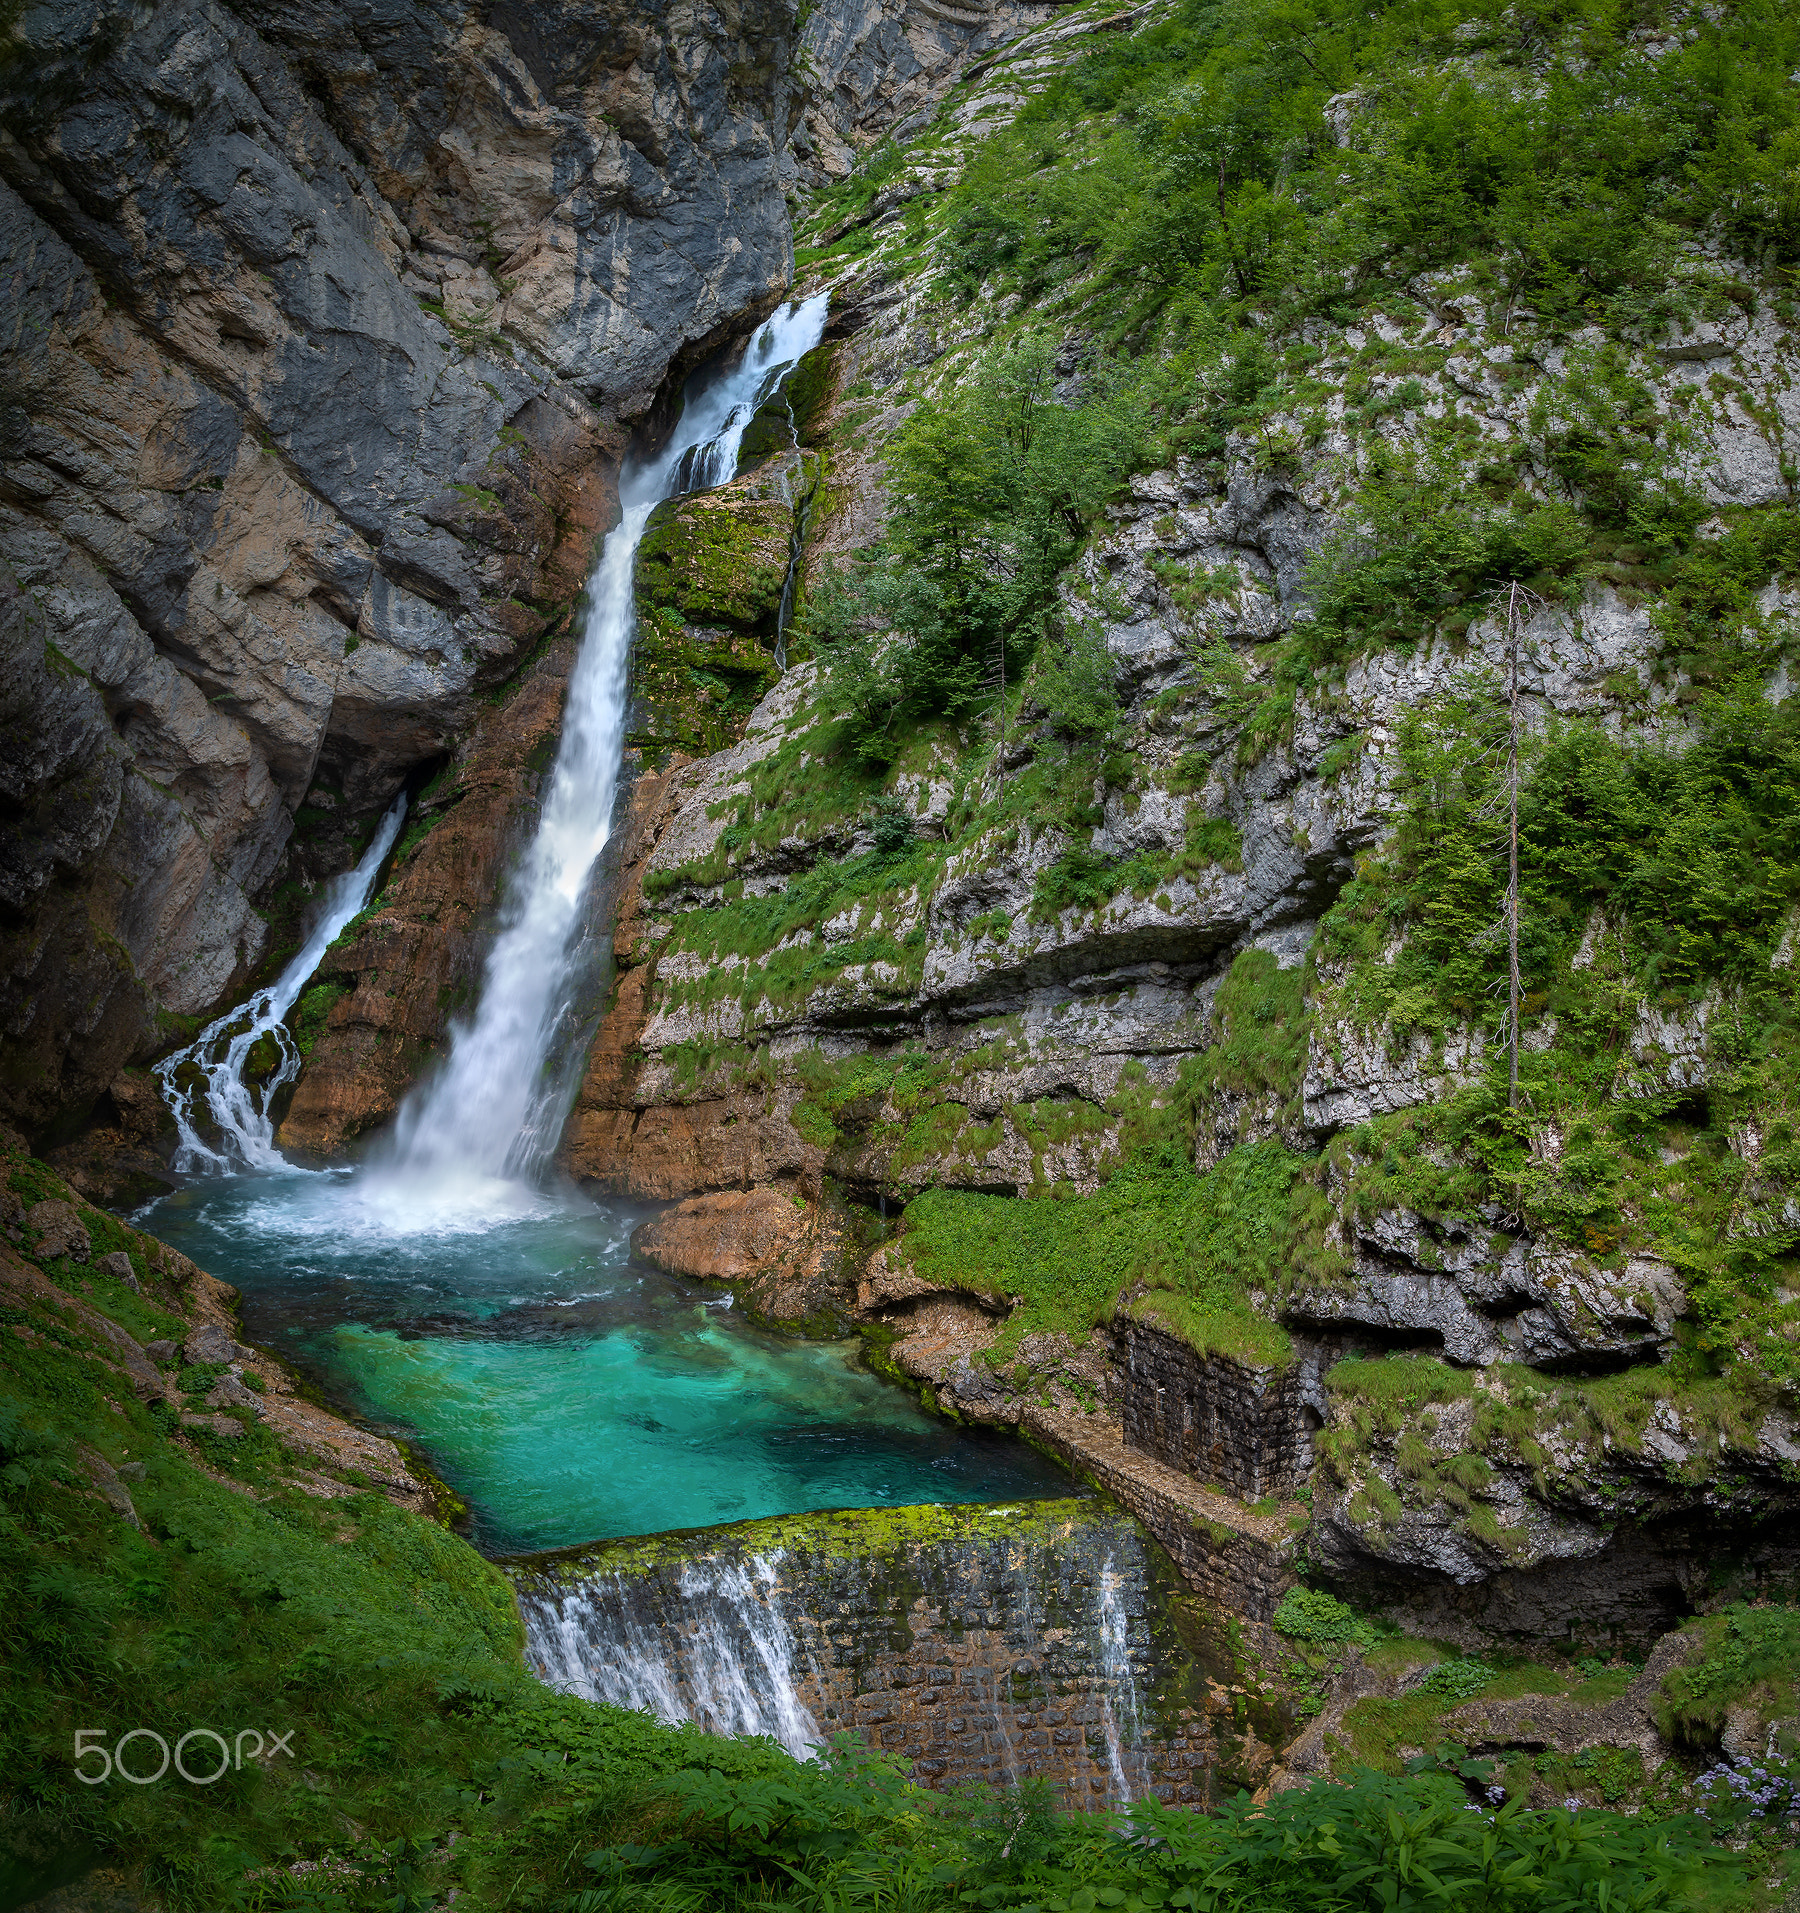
[899,1140,1322,1366]
[636,485,798,633]
[513,1495,1098,1588]
[290,980,348,1059]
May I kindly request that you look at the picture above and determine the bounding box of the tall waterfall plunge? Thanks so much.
[375,294,830,1213]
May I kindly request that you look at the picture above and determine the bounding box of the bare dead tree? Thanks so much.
[1496,578,1553,1111]
[1506,580,1523,1110]
[985,628,1009,806]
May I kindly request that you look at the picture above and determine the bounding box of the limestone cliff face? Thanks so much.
[0,0,800,1138]
[554,4,1800,1629]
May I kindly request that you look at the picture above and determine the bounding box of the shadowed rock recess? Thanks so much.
[7,0,1800,1896]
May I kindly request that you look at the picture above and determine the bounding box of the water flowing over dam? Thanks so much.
[512,1500,1255,1804]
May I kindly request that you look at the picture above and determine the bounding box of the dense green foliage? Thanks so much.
[903,1140,1321,1366]
[808,335,1146,765]
[1659,1602,1800,1749]
[944,0,1800,335]
[1313,666,1800,1376]
[574,1758,1733,1911]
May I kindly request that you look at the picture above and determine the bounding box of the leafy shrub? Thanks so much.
[1417,1657,1495,1703]
[1659,1602,1800,1748]
[818,334,1151,764]
[1274,1586,1376,1650]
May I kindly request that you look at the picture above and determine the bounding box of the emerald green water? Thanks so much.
[141,1173,1069,1553]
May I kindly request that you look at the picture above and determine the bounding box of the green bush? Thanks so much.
[815,334,1151,765]
[949,0,1800,336]
[1274,1586,1377,1650]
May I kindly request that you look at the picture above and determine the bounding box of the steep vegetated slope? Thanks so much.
[571,0,1800,1661]
[2,0,1800,1902]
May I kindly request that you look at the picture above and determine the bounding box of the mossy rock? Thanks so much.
[735,340,839,468]
[637,486,794,634]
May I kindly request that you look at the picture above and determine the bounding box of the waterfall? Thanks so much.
[153,795,408,1174]
[520,1554,823,1762]
[374,293,829,1210]
[1095,1553,1145,1804]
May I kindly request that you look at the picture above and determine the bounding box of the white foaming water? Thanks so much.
[521,1554,822,1761]
[371,293,830,1220]
[1096,1553,1145,1804]
[154,796,408,1174]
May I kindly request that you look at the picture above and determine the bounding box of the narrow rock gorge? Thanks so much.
[3,0,1800,1905]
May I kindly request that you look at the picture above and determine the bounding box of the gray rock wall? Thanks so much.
[1120,1323,1310,1502]
[0,0,801,1135]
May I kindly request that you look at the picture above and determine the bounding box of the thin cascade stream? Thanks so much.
[521,1555,823,1760]
[373,292,830,1216]
[153,794,408,1173]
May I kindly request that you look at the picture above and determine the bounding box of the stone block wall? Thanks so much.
[513,1498,1290,1806]
[1120,1321,1309,1501]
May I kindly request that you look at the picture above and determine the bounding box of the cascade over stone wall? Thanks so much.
[512,1499,1294,1804]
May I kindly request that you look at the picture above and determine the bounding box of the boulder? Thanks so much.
[24,1199,90,1264]
[95,1249,140,1292]
[183,1322,236,1366]
[79,1448,140,1527]
[632,1187,853,1326]
[205,1375,267,1417]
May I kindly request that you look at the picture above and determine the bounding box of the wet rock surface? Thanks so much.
[631,1186,853,1328]
[0,0,799,1139]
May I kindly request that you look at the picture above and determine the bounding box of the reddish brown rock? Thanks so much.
[280,638,583,1156]
[632,1185,852,1323]
[556,757,829,1198]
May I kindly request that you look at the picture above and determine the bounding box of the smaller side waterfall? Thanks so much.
[155,796,407,1173]
[522,1554,821,1761]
